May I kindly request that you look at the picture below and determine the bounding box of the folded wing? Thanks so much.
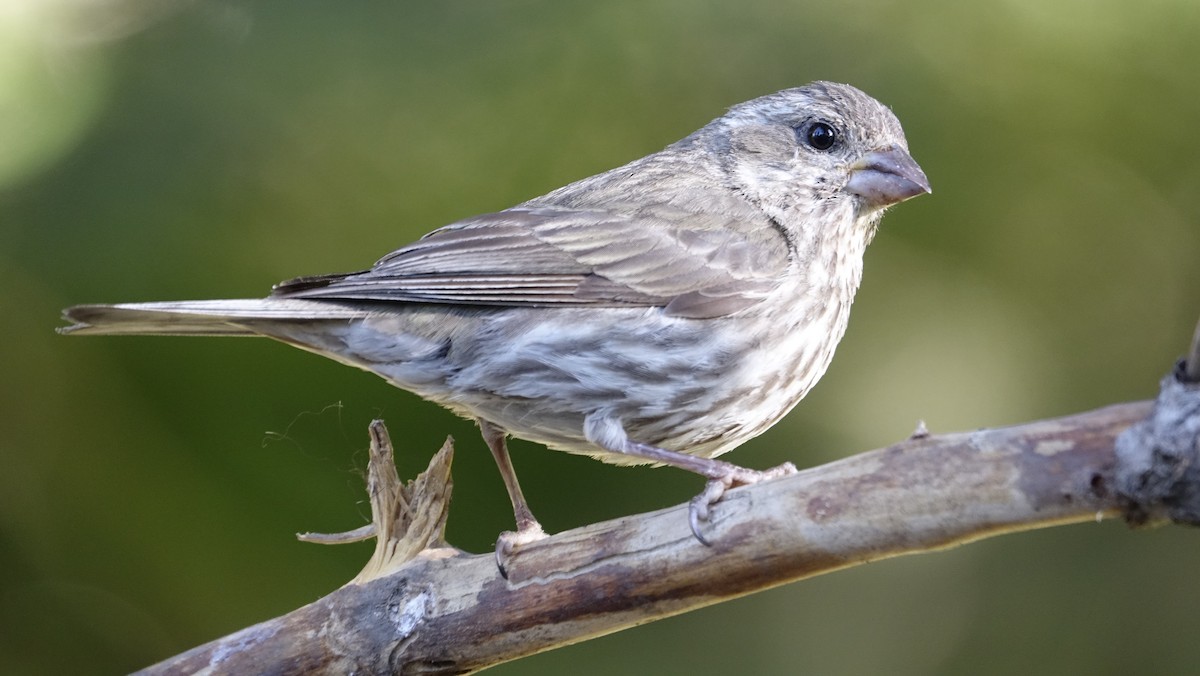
[273,204,790,319]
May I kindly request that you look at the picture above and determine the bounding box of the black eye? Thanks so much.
[805,122,837,151]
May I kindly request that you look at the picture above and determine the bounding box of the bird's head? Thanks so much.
[699,81,931,235]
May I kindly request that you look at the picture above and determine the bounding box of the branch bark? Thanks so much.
[137,337,1200,675]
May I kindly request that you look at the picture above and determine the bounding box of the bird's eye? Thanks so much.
[804,122,837,151]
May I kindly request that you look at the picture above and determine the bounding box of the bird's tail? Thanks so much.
[59,299,374,337]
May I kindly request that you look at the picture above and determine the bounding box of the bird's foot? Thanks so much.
[494,521,548,579]
[688,462,797,545]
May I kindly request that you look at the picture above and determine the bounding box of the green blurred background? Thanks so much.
[3,0,1199,673]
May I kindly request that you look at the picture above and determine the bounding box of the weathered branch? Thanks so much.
[133,345,1200,676]
[1113,317,1200,527]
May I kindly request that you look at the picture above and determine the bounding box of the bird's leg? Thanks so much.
[480,419,542,532]
[620,439,796,545]
[585,415,796,545]
[479,419,546,574]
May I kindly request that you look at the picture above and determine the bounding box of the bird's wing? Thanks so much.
[273,204,791,319]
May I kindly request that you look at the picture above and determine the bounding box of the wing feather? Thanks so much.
[273,203,790,318]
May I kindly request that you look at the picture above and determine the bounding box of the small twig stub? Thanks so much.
[1115,368,1200,527]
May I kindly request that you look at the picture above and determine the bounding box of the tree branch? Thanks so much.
[136,327,1200,674]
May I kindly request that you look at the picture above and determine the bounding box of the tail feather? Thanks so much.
[59,299,374,337]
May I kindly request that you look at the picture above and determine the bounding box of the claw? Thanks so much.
[688,506,710,546]
[494,522,547,579]
[688,478,731,546]
[687,462,798,545]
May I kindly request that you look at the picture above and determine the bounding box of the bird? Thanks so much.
[61,81,929,557]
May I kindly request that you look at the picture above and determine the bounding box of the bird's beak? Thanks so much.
[846,146,931,209]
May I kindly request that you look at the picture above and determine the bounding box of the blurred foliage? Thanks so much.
[2,0,1199,673]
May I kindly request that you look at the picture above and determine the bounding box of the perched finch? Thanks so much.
[61,81,929,555]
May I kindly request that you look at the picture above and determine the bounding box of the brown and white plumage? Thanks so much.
[61,81,929,547]
[270,203,789,318]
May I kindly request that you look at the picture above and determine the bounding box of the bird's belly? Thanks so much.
[346,304,846,464]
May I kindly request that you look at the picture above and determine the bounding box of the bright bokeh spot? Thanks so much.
[0,0,111,187]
